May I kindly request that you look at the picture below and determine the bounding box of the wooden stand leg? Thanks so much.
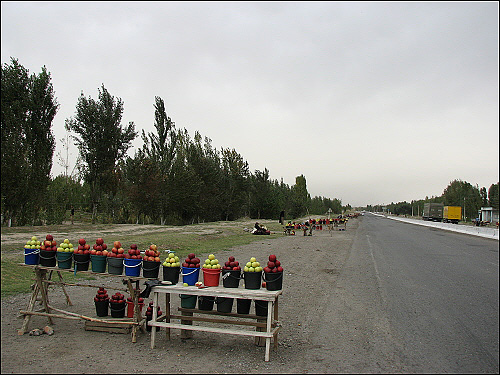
[151,291,158,349]
[273,298,279,350]
[265,300,273,362]
[18,277,41,335]
[165,293,170,340]
[37,269,53,325]
[57,271,72,306]
[180,310,193,339]
[255,317,266,347]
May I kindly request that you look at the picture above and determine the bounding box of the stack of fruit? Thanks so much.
[56,238,74,269]
[109,292,126,318]
[222,255,241,271]
[145,301,162,332]
[143,244,161,262]
[243,257,263,289]
[182,253,201,268]
[75,238,90,255]
[202,254,221,269]
[222,255,242,288]
[262,254,284,291]
[90,238,107,256]
[73,238,91,271]
[40,234,57,252]
[142,244,161,278]
[243,257,263,273]
[162,252,180,267]
[107,241,125,258]
[264,254,283,273]
[94,287,109,317]
[57,239,74,253]
[39,234,58,267]
[25,236,41,250]
[125,244,141,259]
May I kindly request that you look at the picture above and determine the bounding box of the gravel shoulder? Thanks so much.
[1,218,363,374]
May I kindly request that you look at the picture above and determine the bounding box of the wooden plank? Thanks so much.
[152,284,282,301]
[169,314,269,328]
[148,322,281,338]
[177,307,268,320]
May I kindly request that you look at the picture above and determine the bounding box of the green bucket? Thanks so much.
[180,294,197,309]
[91,255,107,273]
[56,252,73,269]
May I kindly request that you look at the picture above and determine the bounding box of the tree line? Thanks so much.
[366,180,499,221]
[1,58,345,226]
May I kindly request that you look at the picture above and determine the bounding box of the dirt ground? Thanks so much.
[1,218,366,374]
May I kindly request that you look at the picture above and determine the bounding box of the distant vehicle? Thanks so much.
[423,203,444,222]
[443,206,461,224]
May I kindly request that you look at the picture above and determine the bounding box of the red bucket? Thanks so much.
[202,268,221,287]
[126,301,144,318]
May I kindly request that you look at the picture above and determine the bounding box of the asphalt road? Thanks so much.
[337,213,499,373]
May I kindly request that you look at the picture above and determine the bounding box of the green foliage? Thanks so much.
[65,84,137,223]
[1,58,58,226]
[488,183,499,209]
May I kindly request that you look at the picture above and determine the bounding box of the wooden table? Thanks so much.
[149,284,282,361]
[18,264,148,342]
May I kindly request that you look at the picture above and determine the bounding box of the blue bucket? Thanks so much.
[24,248,39,265]
[182,267,200,286]
[124,258,142,277]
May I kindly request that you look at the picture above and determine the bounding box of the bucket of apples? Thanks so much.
[262,254,283,291]
[142,244,161,279]
[243,257,263,289]
[109,292,126,318]
[124,244,142,277]
[221,255,242,288]
[74,238,91,271]
[107,241,125,275]
[39,234,57,267]
[94,287,109,317]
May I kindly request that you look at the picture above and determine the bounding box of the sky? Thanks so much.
[2,1,498,207]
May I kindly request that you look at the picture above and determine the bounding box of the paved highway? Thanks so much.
[313,213,499,373]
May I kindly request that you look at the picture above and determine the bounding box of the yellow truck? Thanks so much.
[443,206,462,224]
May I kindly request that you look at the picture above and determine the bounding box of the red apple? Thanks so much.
[84,244,90,250]
[117,248,124,254]
[269,254,277,262]
[46,234,53,241]
[277,266,283,272]
[101,243,107,250]
[113,241,121,249]
[130,244,138,250]
[267,261,275,269]
[96,238,104,246]
[90,249,97,255]
[264,267,272,273]
[78,238,86,245]
[188,253,195,259]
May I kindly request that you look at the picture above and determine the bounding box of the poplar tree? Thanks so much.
[65,84,137,223]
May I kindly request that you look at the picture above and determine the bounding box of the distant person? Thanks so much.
[71,206,75,225]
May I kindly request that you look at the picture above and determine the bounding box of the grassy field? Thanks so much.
[1,218,284,298]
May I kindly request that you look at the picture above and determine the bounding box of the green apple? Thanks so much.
[168,252,175,259]
[250,257,256,263]
[246,262,252,268]
[68,243,73,248]
[244,266,249,272]
[210,259,218,265]
[183,283,189,287]
[205,259,211,265]
[251,261,259,268]
[31,236,37,241]
[255,266,263,272]
[64,239,70,244]
[248,267,255,272]
[208,254,215,260]
[64,248,71,252]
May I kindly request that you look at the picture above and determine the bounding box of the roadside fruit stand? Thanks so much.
[19,236,284,360]
[149,253,284,362]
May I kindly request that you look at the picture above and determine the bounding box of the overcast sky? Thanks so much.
[2,1,498,207]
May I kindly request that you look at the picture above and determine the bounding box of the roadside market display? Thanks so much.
[20,236,283,360]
